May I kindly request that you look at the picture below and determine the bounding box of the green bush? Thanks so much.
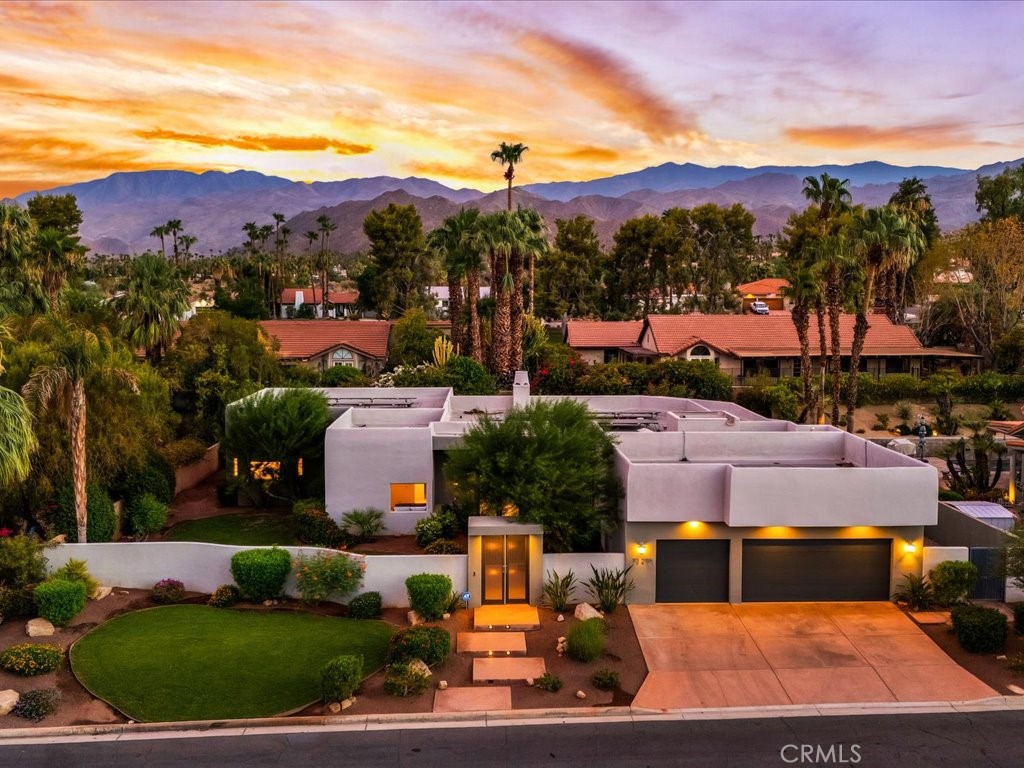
[347,591,383,619]
[542,570,578,613]
[53,483,117,542]
[48,558,99,597]
[534,672,562,692]
[591,668,620,691]
[230,547,292,601]
[423,538,465,555]
[443,356,497,395]
[294,552,365,604]
[0,643,63,676]
[0,534,49,588]
[951,604,1007,653]
[405,573,452,620]
[383,661,431,697]
[892,572,934,611]
[129,493,169,538]
[585,565,635,614]
[293,499,349,548]
[34,579,87,626]
[151,578,186,604]
[0,585,37,619]
[207,584,241,608]
[929,560,979,606]
[11,687,61,721]
[117,451,176,505]
[160,438,209,468]
[1013,603,1024,635]
[341,508,386,543]
[414,507,459,549]
[386,626,451,666]
[939,489,965,501]
[894,400,915,421]
[320,365,371,387]
[567,618,605,662]
[321,654,364,702]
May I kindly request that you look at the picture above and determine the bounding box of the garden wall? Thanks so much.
[173,443,220,496]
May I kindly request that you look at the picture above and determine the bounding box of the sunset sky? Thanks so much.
[2,0,1023,197]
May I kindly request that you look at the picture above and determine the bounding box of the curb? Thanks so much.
[2,696,1023,743]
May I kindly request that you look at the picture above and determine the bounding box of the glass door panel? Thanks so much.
[505,535,529,603]
[482,536,505,603]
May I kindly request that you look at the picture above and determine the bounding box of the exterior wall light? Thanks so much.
[633,542,651,566]
[687,521,701,529]
[903,542,917,554]
[636,542,648,556]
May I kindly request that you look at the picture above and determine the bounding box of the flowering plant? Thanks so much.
[294,552,365,604]
[151,578,186,604]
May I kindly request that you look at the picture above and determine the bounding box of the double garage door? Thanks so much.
[655,539,892,603]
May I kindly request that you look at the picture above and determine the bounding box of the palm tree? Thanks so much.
[0,324,36,487]
[149,224,168,258]
[165,219,183,265]
[802,173,852,223]
[316,215,337,318]
[517,207,549,318]
[111,251,191,363]
[304,230,319,314]
[491,142,529,212]
[33,227,83,313]
[428,209,483,355]
[475,211,525,380]
[22,317,138,543]
[0,204,37,315]
[781,262,820,421]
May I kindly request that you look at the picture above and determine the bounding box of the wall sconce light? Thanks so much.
[636,542,648,556]
[687,521,701,529]
[903,542,917,554]
[633,542,651,566]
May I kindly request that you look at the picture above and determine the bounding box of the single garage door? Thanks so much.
[742,539,892,602]
[656,539,730,602]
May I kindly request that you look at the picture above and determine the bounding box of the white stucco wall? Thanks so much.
[623,463,728,522]
[921,546,969,575]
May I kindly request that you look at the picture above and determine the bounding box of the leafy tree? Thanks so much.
[975,164,1024,223]
[388,308,441,368]
[213,259,271,320]
[26,194,83,239]
[444,400,620,552]
[357,204,432,319]
[111,252,191,362]
[604,214,664,318]
[535,215,605,319]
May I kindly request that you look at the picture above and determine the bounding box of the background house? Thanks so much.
[259,319,391,373]
[279,287,359,318]
[563,320,647,364]
[735,278,792,312]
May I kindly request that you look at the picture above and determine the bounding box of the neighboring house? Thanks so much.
[429,285,491,317]
[259,320,390,374]
[640,313,978,382]
[564,320,650,364]
[236,371,935,607]
[989,419,1024,505]
[736,278,792,312]
[279,287,360,318]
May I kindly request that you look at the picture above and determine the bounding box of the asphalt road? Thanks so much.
[3,711,1024,768]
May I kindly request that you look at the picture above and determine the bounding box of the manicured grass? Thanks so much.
[71,605,393,721]
[163,512,299,546]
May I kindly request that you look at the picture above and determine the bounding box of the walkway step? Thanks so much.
[473,605,540,631]
[433,686,512,713]
[457,631,528,655]
[473,656,546,683]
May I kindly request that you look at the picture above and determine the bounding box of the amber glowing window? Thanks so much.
[390,483,427,510]
[250,461,281,481]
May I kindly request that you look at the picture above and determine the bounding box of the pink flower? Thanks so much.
[0,527,12,538]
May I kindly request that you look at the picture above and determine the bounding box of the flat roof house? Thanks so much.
[279,287,360,318]
[259,319,391,374]
[238,373,936,607]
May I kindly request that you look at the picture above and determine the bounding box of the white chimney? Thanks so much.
[512,370,531,408]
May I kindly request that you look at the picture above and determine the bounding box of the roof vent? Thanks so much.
[512,370,531,408]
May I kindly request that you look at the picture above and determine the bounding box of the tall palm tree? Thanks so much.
[517,207,548,318]
[149,224,168,258]
[33,227,83,313]
[781,262,820,421]
[491,142,529,212]
[475,211,525,380]
[165,219,183,265]
[428,209,483,356]
[304,230,319,314]
[0,204,37,315]
[22,317,138,543]
[111,251,191,363]
[802,173,852,223]
[316,215,337,318]
[0,324,36,487]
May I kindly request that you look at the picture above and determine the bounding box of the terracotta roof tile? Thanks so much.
[565,320,643,348]
[260,320,390,360]
[736,278,790,296]
[280,287,359,305]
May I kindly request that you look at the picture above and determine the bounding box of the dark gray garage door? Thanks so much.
[655,539,730,602]
[742,539,892,602]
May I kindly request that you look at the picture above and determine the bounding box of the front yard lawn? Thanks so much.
[70,605,393,721]
[163,512,299,546]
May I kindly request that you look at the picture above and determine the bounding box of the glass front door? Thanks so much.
[481,535,529,604]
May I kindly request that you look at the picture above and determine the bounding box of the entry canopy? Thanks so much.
[468,516,543,536]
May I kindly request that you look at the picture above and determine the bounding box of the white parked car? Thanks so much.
[750,300,770,315]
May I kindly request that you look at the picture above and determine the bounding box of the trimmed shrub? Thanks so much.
[585,565,635,614]
[951,604,1007,653]
[534,672,562,692]
[929,560,979,606]
[383,661,431,697]
[423,538,465,555]
[207,584,241,608]
[230,547,292,601]
[53,483,117,543]
[591,668,620,691]
[34,579,87,626]
[12,688,61,721]
[386,626,451,667]
[129,494,169,538]
[0,643,63,676]
[320,365,371,387]
[48,558,99,597]
[414,507,459,549]
[321,654,364,702]
[1013,603,1024,635]
[347,591,383,619]
[294,552,365,604]
[293,499,348,549]
[567,618,605,662]
[151,578,186,604]
[405,573,452,621]
[160,438,209,468]
[0,585,37,619]
[0,534,49,588]
[542,570,578,613]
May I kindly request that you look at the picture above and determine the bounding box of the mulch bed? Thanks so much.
[915,612,1024,696]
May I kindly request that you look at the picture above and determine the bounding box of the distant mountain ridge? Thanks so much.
[11,157,1023,255]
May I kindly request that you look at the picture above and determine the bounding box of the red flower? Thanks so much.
[0,527,12,538]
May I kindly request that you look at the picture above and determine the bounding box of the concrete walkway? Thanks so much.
[630,602,996,710]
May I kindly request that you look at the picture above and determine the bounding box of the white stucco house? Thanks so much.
[235,374,937,607]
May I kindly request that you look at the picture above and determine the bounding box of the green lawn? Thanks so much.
[71,605,393,721]
[163,512,299,546]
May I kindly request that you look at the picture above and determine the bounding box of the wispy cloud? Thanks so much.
[784,121,998,151]
[135,129,374,156]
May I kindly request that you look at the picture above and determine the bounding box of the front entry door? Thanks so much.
[481,535,529,604]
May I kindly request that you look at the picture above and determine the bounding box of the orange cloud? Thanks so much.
[135,129,374,156]
[557,146,622,163]
[784,122,989,150]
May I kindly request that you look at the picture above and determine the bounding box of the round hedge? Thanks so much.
[230,547,292,601]
[34,578,88,626]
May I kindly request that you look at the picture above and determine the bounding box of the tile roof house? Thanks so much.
[279,287,360,318]
[564,320,647,364]
[735,278,791,312]
[259,320,391,373]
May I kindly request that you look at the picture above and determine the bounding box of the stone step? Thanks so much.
[433,686,513,713]
[473,605,541,631]
[472,656,546,683]
[457,631,528,655]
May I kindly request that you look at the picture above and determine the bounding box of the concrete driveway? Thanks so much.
[629,602,996,710]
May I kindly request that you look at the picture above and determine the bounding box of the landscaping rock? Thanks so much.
[574,603,603,621]
[438,680,448,690]
[407,610,423,626]
[92,586,112,601]
[525,678,534,686]
[341,697,354,710]
[557,636,566,643]
[26,618,55,637]
[328,702,342,714]
[442,613,451,620]
[576,690,587,700]
[997,655,1007,660]
[1008,685,1024,695]
[407,658,432,681]
[557,614,564,622]
[263,600,274,607]
[0,690,18,716]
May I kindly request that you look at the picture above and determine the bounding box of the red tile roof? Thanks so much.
[280,287,359,305]
[736,278,790,296]
[644,313,963,358]
[565,320,644,349]
[260,320,391,361]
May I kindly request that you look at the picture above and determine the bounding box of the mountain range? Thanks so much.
[9,158,1022,256]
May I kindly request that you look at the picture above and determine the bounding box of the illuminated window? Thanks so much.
[390,483,427,510]
[232,457,239,477]
[250,461,281,481]
[332,348,356,367]
[297,457,304,477]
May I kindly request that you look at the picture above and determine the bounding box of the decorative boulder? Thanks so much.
[407,610,424,627]
[0,690,18,716]
[26,618,55,638]
[576,690,587,700]
[407,658,432,681]
[328,702,342,714]
[574,603,603,621]
[438,680,448,690]
[556,614,565,622]
[92,586,112,601]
